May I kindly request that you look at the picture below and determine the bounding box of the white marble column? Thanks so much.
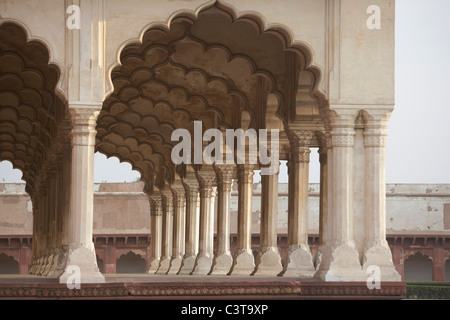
[315,139,329,267]
[254,162,283,276]
[192,166,217,275]
[229,164,255,276]
[210,164,235,275]
[178,176,199,275]
[362,109,400,281]
[148,194,163,273]
[281,130,315,277]
[156,188,173,274]
[167,182,186,274]
[315,109,365,281]
[59,105,104,284]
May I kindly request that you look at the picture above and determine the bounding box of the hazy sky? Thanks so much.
[1,0,449,185]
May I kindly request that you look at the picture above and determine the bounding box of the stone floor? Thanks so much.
[0,274,406,300]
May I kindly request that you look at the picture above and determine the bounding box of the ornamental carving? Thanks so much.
[364,134,388,148]
[286,130,315,148]
[237,166,255,184]
[331,135,355,147]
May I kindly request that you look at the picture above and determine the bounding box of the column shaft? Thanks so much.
[254,163,283,276]
[315,110,364,281]
[210,165,235,275]
[178,178,199,275]
[167,184,185,274]
[362,110,400,280]
[148,195,163,273]
[59,106,104,284]
[192,168,216,275]
[157,189,173,274]
[281,130,315,277]
[229,165,255,276]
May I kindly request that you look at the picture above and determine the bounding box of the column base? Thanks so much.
[192,254,213,275]
[147,258,160,274]
[178,255,196,275]
[253,246,283,276]
[280,244,315,278]
[314,243,365,281]
[36,257,46,276]
[229,249,255,276]
[210,252,233,275]
[167,256,183,275]
[59,246,104,284]
[362,243,401,281]
[156,257,171,274]
[49,246,68,278]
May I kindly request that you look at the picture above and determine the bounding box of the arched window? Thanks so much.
[0,253,19,274]
[116,251,146,274]
[404,252,433,281]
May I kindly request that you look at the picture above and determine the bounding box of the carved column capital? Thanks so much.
[361,109,392,148]
[171,183,186,207]
[237,164,255,184]
[214,164,236,192]
[161,188,174,215]
[183,179,199,201]
[69,104,101,147]
[148,194,163,216]
[196,166,217,198]
[286,129,315,148]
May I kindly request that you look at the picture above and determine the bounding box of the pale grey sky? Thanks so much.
[1,0,449,185]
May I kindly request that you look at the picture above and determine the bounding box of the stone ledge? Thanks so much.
[0,279,406,299]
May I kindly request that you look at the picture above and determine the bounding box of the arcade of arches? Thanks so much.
[0,0,401,284]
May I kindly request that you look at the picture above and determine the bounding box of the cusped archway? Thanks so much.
[96,2,328,193]
[0,21,71,277]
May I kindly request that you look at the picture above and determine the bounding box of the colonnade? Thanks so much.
[21,103,397,283]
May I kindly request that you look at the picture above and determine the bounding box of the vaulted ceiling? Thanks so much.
[0,22,67,196]
[96,3,325,192]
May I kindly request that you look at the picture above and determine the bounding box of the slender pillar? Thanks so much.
[315,141,329,267]
[253,163,283,276]
[229,164,255,276]
[362,109,400,280]
[281,130,315,277]
[167,182,186,274]
[59,106,104,284]
[315,109,365,281]
[210,164,235,275]
[148,194,163,273]
[157,188,173,274]
[178,176,199,275]
[192,166,217,275]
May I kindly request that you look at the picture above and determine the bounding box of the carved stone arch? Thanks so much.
[0,18,66,101]
[107,0,328,127]
[0,21,69,197]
